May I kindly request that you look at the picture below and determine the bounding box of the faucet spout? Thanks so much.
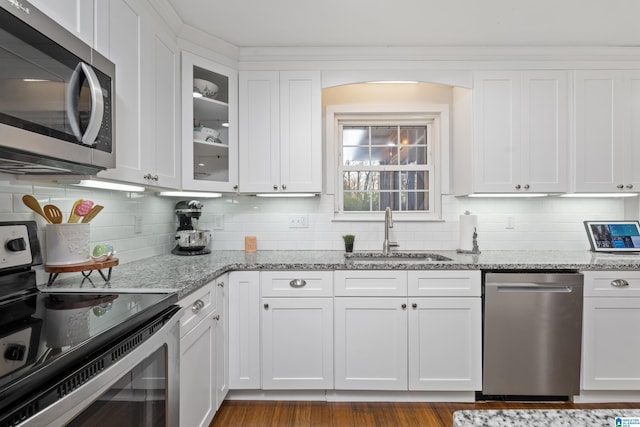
[383,207,399,255]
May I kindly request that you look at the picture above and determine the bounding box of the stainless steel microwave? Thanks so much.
[0,0,115,175]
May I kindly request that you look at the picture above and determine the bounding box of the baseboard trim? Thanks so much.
[226,389,476,402]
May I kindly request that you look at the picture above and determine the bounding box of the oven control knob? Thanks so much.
[4,344,26,361]
[6,238,27,252]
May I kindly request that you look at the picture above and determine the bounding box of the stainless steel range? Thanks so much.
[0,221,181,426]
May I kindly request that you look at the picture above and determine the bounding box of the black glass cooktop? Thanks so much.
[0,280,177,409]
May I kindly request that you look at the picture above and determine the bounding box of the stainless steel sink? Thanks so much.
[344,252,453,262]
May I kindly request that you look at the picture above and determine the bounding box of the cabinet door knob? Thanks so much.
[217,281,224,288]
[264,303,269,309]
[617,184,625,189]
[213,314,220,321]
[627,184,634,189]
[273,185,278,191]
[233,185,238,190]
[289,279,307,288]
[401,303,407,309]
[515,184,521,190]
[282,184,287,190]
[524,184,530,190]
[412,303,418,309]
[611,279,629,288]
[191,299,205,314]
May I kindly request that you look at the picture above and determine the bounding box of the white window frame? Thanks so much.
[326,104,448,222]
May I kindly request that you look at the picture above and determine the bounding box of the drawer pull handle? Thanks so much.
[611,279,630,288]
[289,279,307,288]
[191,299,205,313]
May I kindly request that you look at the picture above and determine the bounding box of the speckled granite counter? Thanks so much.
[453,409,640,426]
[39,250,640,299]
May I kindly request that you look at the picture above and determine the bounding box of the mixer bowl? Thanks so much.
[175,230,211,250]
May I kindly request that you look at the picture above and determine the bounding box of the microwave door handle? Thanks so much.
[66,62,105,146]
[66,63,83,141]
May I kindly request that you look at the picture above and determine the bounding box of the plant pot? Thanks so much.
[345,243,354,252]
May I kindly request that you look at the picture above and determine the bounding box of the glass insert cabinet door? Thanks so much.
[181,51,238,192]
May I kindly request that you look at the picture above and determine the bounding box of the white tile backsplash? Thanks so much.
[0,173,636,264]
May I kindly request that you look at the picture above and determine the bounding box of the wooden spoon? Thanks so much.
[43,204,63,224]
[22,195,51,223]
[67,199,83,223]
[81,205,104,223]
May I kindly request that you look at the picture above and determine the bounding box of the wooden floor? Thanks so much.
[210,400,640,427]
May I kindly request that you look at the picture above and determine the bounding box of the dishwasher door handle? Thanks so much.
[496,284,573,293]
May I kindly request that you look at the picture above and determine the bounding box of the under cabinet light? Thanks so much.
[367,81,419,84]
[74,180,145,192]
[467,193,549,198]
[158,191,222,198]
[560,193,639,198]
[255,193,318,198]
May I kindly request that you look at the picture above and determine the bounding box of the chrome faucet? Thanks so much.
[382,207,399,255]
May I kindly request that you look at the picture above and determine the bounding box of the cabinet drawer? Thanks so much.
[179,282,216,336]
[583,271,640,297]
[334,270,407,296]
[261,271,333,297]
[408,270,481,297]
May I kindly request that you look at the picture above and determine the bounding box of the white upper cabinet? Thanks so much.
[574,70,640,193]
[28,0,94,46]
[181,52,238,192]
[95,0,180,189]
[239,71,322,194]
[455,70,569,195]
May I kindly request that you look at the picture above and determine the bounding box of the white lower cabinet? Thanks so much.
[334,297,408,390]
[262,297,333,389]
[582,271,640,390]
[179,274,228,427]
[215,274,229,408]
[228,271,261,389]
[180,308,216,427]
[261,271,334,389]
[334,270,482,392]
[408,297,481,391]
[227,269,481,396]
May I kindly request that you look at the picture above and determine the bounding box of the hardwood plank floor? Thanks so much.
[210,400,640,427]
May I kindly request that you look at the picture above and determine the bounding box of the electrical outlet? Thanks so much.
[506,215,515,230]
[134,215,143,234]
[213,214,224,230]
[288,214,309,228]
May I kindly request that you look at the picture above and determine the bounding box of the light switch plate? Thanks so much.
[134,215,143,234]
[213,214,224,230]
[288,214,309,228]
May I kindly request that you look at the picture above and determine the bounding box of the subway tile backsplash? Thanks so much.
[2,174,634,266]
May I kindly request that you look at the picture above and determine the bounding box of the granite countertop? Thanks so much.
[39,250,640,299]
[453,409,640,426]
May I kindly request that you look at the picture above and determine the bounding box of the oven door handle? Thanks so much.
[67,62,105,146]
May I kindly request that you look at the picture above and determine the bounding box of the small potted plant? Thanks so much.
[342,234,355,252]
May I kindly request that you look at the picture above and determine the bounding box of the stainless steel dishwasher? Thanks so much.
[482,272,583,398]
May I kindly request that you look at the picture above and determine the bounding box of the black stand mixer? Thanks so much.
[171,200,211,256]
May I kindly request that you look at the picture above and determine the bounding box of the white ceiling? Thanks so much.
[166,0,640,48]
